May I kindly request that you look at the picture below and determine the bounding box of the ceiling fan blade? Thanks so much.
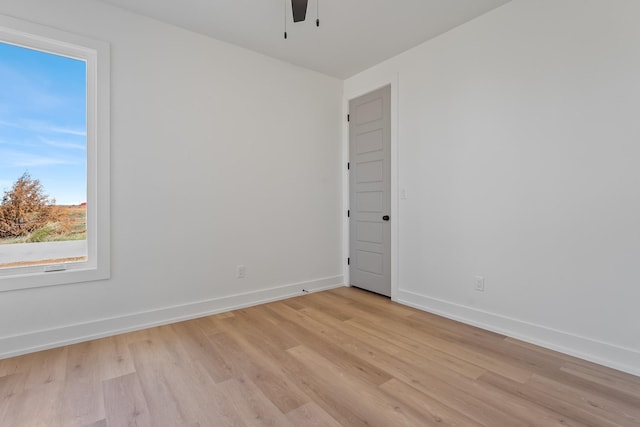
[291,0,308,23]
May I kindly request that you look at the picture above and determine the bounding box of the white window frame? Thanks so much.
[0,15,110,291]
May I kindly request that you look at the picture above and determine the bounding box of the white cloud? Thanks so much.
[40,138,86,151]
[0,149,72,167]
[0,119,17,128]
[0,120,86,137]
[47,126,86,137]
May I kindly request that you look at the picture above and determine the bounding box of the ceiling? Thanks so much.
[98,0,511,79]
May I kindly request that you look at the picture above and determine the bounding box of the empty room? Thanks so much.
[0,0,638,425]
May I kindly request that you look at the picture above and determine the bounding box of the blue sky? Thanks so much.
[0,41,86,205]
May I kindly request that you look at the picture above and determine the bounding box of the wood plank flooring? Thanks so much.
[1,287,639,426]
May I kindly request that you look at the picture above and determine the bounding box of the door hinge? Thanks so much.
[347,162,350,170]
[347,257,350,265]
[347,210,350,217]
[347,114,350,122]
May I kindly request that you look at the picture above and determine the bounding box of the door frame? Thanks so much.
[343,73,399,300]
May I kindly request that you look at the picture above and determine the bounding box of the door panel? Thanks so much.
[356,191,383,212]
[356,129,383,154]
[356,221,383,244]
[357,160,384,182]
[356,98,383,124]
[349,85,391,296]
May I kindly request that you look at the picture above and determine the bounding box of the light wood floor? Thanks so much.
[1,287,639,426]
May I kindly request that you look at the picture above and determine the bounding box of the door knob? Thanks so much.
[382,215,390,221]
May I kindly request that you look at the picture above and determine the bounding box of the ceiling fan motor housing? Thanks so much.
[291,0,308,22]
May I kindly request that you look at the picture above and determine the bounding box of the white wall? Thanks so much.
[344,0,640,376]
[0,0,343,357]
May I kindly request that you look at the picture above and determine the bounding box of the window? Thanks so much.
[0,15,109,291]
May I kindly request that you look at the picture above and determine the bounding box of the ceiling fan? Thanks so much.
[292,0,308,22]
[284,0,319,39]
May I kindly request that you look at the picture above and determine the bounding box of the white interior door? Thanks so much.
[349,85,391,296]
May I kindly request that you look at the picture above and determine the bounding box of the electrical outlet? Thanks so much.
[475,276,485,292]
[237,265,246,279]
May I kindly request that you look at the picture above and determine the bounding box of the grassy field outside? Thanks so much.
[0,205,87,269]
[0,205,87,245]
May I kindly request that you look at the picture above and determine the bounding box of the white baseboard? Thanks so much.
[394,289,640,378]
[0,275,345,360]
